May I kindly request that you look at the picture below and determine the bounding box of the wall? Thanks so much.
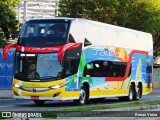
[15,0,58,21]
[0,50,15,89]
[153,67,160,88]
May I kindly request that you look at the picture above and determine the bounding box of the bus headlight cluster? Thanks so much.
[14,84,21,88]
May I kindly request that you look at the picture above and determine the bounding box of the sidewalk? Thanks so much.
[0,88,160,99]
[152,88,160,94]
[0,89,12,99]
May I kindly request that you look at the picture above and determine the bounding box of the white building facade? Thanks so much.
[15,0,59,21]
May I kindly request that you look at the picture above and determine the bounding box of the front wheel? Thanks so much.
[79,86,88,105]
[34,100,45,106]
[74,86,89,105]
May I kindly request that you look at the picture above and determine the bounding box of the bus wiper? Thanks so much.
[40,76,54,79]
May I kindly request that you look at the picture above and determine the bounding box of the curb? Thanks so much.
[0,97,13,99]
[57,105,160,117]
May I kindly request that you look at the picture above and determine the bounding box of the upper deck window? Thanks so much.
[18,20,70,47]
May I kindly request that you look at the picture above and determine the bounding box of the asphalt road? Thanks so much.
[0,92,160,112]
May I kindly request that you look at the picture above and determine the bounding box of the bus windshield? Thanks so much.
[18,20,70,47]
[14,52,64,81]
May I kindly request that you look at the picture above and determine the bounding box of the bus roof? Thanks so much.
[27,18,151,35]
[26,18,152,51]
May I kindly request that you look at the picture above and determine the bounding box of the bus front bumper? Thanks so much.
[13,96,79,101]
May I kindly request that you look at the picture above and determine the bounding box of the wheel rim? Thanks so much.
[129,87,133,100]
[136,87,140,99]
[80,89,86,104]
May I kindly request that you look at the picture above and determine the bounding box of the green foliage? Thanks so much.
[41,99,160,118]
[0,0,20,47]
[0,28,7,48]
[2,0,20,7]
[58,0,160,57]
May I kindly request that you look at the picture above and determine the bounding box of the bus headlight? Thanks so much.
[50,85,61,89]
[50,80,70,89]
[14,84,21,88]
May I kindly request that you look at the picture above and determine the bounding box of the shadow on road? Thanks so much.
[15,97,130,108]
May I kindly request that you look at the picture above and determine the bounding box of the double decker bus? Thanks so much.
[3,18,153,105]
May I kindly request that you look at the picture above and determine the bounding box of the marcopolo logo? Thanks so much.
[2,112,12,117]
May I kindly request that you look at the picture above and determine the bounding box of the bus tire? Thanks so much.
[134,84,142,100]
[34,100,45,106]
[127,85,134,101]
[78,85,89,105]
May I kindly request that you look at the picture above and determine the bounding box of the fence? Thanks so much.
[0,50,15,89]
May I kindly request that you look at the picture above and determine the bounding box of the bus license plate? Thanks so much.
[31,96,39,100]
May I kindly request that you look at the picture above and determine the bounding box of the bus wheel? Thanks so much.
[135,84,141,100]
[34,100,45,106]
[127,85,134,101]
[79,86,88,105]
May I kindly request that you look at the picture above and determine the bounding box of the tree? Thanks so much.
[0,28,7,48]
[58,0,160,57]
[0,0,20,46]
[2,0,20,7]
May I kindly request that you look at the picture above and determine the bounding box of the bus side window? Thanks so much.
[83,61,129,78]
[83,61,101,77]
[65,58,79,77]
[128,64,132,77]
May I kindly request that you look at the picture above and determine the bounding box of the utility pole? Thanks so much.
[24,0,28,21]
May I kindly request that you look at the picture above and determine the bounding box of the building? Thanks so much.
[15,0,59,22]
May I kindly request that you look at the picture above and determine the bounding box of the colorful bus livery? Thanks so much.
[3,18,153,105]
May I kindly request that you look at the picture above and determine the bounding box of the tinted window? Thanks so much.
[18,20,70,47]
[64,58,80,77]
[83,60,131,77]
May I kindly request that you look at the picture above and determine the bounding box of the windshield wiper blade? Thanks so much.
[40,76,54,79]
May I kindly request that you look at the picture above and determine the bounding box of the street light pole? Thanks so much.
[24,0,28,21]
[55,0,59,17]
[18,5,21,21]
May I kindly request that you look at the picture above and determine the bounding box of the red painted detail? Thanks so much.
[31,96,39,100]
[105,50,148,81]
[3,43,17,60]
[16,43,80,61]
[16,45,61,53]
[58,43,80,61]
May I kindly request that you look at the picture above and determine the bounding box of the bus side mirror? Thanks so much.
[84,38,92,47]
